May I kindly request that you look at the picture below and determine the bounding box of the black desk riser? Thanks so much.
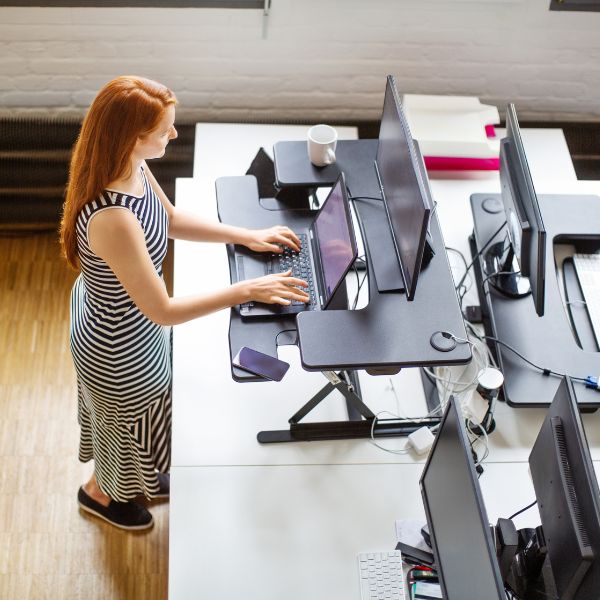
[470,192,600,409]
[216,139,470,442]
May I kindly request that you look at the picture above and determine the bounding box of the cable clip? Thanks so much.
[585,375,600,390]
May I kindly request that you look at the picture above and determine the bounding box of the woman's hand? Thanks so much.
[239,270,310,306]
[242,226,302,253]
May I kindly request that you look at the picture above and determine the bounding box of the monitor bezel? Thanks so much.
[375,75,432,301]
[528,375,600,598]
[501,103,547,317]
[419,397,507,599]
[311,172,359,310]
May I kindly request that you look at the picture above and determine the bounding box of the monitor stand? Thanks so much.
[483,240,531,299]
[495,519,558,600]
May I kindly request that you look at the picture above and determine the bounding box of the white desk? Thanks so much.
[169,123,600,599]
[171,461,600,600]
[173,124,600,467]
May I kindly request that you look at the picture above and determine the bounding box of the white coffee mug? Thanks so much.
[307,124,337,167]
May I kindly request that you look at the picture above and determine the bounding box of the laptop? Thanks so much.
[235,173,358,318]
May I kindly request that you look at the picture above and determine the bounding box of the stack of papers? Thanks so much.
[403,94,501,171]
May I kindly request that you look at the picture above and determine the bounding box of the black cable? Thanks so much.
[446,246,471,307]
[508,499,537,521]
[352,263,361,298]
[455,220,507,294]
[352,268,369,310]
[348,194,384,202]
[350,255,369,310]
[480,269,521,290]
[446,246,469,272]
[345,182,384,203]
[483,334,588,383]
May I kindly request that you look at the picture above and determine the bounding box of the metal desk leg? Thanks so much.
[257,370,441,444]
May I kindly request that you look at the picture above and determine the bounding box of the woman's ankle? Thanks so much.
[83,476,111,507]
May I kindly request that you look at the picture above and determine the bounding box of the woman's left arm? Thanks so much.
[143,163,301,253]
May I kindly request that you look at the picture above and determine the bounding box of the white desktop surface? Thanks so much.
[172,125,600,468]
[169,123,600,599]
[170,460,600,600]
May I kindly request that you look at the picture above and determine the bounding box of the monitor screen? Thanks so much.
[313,174,358,304]
[528,376,600,598]
[420,397,507,600]
[500,104,546,316]
[375,75,432,301]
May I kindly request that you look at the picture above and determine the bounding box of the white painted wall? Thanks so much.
[0,0,599,122]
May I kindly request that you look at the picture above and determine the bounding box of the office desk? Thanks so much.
[172,125,600,468]
[171,460,600,600]
[169,123,600,598]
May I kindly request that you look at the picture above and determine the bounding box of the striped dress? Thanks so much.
[70,167,172,502]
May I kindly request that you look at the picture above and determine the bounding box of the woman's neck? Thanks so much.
[106,160,144,196]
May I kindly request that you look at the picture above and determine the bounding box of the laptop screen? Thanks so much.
[313,177,357,303]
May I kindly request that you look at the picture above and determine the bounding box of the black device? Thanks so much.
[231,346,290,381]
[374,74,433,300]
[234,173,358,318]
[525,375,600,598]
[483,103,546,317]
[395,540,435,567]
[420,396,507,599]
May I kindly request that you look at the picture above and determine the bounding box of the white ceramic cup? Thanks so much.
[307,124,337,167]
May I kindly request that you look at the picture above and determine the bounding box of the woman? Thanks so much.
[60,76,309,530]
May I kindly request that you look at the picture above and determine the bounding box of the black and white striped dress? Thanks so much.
[70,168,172,502]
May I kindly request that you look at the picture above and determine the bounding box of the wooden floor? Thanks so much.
[0,232,169,600]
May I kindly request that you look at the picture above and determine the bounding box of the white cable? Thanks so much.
[387,377,444,421]
[369,410,411,455]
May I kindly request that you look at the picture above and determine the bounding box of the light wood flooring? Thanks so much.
[0,232,169,600]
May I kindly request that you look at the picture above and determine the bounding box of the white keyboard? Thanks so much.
[573,253,600,345]
[357,550,405,600]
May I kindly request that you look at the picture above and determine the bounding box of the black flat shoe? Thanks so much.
[77,486,154,530]
[155,473,170,498]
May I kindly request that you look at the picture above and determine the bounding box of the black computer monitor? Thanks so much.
[375,75,432,301]
[528,375,600,599]
[484,103,547,316]
[420,396,507,599]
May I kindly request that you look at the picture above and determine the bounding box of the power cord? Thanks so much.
[454,220,507,300]
[508,499,538,521]
[424,330,497,470]
[352,258,369,309]
[480,268,521,290]
[368,411,411,455]
[483,334,588,384]
[446,246,472,306]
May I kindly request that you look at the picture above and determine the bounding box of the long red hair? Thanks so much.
[60,75,177,269]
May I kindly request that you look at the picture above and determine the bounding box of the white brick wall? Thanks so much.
[0,0,599,121]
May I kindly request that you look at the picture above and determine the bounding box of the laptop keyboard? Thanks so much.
[273,233,316,307]
[357,550,406,600]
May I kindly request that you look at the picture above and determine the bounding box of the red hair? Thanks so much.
[60,76,177,269]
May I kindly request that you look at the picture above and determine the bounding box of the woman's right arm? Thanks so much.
[87,208,309,326]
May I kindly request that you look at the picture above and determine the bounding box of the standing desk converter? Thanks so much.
[216,138,471,442]
[471,192,600,408]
